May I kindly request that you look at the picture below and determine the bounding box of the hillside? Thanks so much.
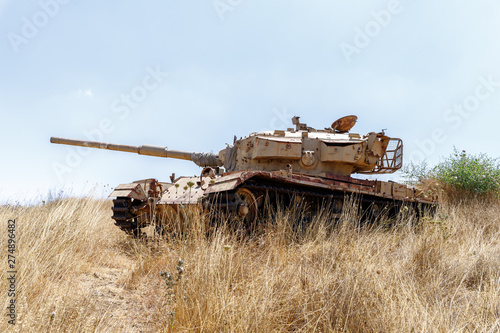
[1,197,499,332]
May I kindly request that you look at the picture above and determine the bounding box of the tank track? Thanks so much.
[111,197,141,236]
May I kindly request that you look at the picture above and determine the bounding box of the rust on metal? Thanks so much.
[331,115,358,133]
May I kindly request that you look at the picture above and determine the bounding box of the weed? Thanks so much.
[160,258,184,327]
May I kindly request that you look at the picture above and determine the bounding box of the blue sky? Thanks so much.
[1,0,499,203]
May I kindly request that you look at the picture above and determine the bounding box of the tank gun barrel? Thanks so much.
[50,137,223,167]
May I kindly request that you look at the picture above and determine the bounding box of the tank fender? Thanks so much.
[204,170,282,194]
[109,182,149,201]
[204,169,327,194]
[159,176,211,205]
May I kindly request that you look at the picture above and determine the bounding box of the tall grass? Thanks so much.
[1,195,499,332]
[0,198,129,332]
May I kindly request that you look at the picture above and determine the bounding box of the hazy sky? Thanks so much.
[1,0,499,203]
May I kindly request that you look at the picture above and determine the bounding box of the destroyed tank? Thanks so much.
[50,116,436,236]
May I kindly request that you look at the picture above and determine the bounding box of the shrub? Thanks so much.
[435,149,500,195]
[403,149,500,197]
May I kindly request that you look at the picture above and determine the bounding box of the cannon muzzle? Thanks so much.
[50,137,223,167]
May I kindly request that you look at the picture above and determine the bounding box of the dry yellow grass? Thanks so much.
[1,196,499,332]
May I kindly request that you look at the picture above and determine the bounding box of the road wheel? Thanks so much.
[234,188,258,233]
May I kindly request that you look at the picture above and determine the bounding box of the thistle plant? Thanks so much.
[160,258,185,327]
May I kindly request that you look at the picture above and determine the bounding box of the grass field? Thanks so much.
[1,196,499,332]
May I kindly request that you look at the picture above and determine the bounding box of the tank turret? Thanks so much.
[51,115,402,178]
[220,115,403,177]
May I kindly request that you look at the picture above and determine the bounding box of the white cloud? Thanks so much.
[75,89,93,98]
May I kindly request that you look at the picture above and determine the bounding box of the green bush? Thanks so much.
[434,149,500,195]
[403,149,500,196]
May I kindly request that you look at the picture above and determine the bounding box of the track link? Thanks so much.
[112,197,141,235]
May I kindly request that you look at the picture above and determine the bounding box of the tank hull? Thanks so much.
[109,170,436,236]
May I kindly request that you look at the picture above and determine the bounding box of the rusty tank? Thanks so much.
[50,116,436,236]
